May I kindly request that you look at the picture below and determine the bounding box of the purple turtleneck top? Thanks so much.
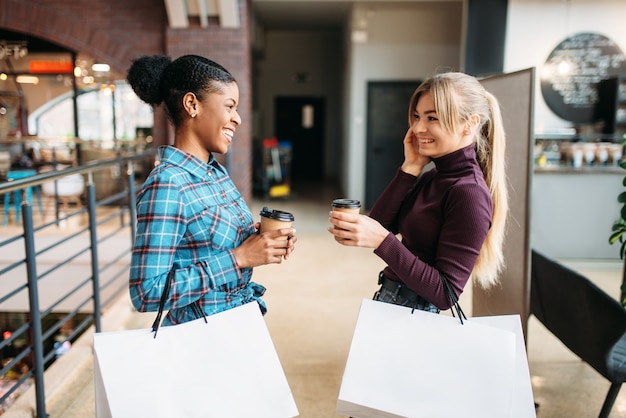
[369,145,492,309]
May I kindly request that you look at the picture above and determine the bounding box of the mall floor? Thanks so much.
[5,181,626,417]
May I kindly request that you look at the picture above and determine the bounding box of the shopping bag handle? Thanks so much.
[151,270,207,338]
[151,270,175,338]
[441,273,467,325]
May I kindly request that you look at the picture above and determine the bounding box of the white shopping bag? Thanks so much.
[337,299,533,418]
[94,301,299,418]
[470,315,536,417]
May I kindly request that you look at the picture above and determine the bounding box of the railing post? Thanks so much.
[51,152,61,226]
[22,197,49,418]
[127,161,137,245]
[117,150,124,227]
[86,171,102,332]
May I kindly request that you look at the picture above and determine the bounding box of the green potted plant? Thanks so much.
[608,136,626,307]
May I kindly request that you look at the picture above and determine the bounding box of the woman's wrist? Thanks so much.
[400,163,423,176]
[232,247,247,268]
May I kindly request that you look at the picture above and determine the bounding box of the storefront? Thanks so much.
[529,32,626,259]
[0,30,154,201]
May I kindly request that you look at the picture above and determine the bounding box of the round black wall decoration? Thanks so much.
[541,32,626,124]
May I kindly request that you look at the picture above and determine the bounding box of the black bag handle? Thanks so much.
[441,273,467,325]
[151,270,207,338]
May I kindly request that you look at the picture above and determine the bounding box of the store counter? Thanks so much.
[531,165,623,259]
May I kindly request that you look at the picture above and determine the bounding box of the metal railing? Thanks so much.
[0,150,155,417]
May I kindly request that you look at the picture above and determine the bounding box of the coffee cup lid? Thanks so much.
[260,207,295,222]
[332,199,361,209]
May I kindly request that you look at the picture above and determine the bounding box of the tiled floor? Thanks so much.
[4,181,626,417]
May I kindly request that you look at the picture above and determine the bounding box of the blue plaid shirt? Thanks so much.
[129,146,265,325]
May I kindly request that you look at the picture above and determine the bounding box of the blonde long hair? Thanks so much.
[409,72,509,288]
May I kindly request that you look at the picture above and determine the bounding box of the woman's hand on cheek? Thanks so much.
[401,128,429,176]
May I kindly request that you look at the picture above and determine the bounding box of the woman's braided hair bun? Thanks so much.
[126,55,172,106]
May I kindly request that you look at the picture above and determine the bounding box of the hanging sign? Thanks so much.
[28,60,74,74]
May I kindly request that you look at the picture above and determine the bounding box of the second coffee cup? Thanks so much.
[331,199,361,232]
[331,199,361,215]
[259,207,295,238]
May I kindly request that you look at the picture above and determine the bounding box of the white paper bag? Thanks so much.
[470,315,536,417]
[94,301,298,418]
[337,299,532,418]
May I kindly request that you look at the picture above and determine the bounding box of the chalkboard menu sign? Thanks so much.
[541,32,626,124]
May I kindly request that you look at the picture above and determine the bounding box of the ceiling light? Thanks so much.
[92,63,110,72]
[16,75,39,84]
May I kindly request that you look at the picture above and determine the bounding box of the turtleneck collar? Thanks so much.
[431,144,479,174]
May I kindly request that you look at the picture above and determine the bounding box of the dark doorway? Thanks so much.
[365,81,421,209]
[274,97,325,184]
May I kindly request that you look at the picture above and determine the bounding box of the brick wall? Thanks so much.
[0,0,253,200]
[165,10,252,200]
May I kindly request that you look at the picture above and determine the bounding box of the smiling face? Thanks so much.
[410,92,473,159]
[193,81,241,156]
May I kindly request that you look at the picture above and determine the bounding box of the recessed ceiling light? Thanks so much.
[16,75,39,84]
[92,63,110,72]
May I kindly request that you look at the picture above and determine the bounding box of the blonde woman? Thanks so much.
[328,72,508,312]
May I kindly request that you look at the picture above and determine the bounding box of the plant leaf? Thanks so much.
[610,230,624,245]
[612,223,625,231]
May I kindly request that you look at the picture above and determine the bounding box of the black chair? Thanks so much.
[530,249,626,418]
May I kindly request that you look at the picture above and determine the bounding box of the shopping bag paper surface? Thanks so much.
[94,301,298,418]
[470,315,536,417]
[337,299,525,418]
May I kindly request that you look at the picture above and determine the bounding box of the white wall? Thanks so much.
[344,1,463,201]
[504,0,626,134]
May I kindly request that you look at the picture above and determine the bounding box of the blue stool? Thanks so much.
[3,169,44,226]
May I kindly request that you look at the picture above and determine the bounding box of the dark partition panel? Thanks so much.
[473,68,535,337]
